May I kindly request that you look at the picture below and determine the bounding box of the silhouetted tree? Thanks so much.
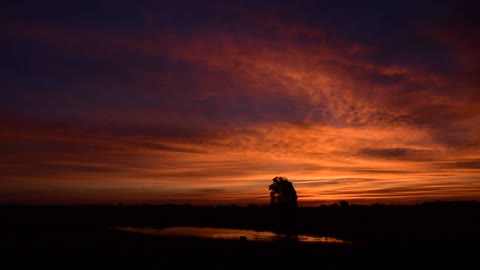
[269,176,298,208]
[269,176,298,234]
[339,200,350,208]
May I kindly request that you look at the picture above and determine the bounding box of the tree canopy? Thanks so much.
[269,176,298,208]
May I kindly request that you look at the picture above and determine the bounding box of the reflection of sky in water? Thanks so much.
[114,226,350,244]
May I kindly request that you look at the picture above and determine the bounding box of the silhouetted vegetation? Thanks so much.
[269,176,298,208]
[1,201,479,268]
[268,176,298,234]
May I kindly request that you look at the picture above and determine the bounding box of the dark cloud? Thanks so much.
[194,188,226,194]
[296,178,376,186]
[135,142,207,154]
[435,160,480,170]
[357,148,435,161]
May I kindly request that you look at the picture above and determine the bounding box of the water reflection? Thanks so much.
[114,226,350,244]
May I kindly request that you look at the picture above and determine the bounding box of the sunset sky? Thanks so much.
[2,0,480,205]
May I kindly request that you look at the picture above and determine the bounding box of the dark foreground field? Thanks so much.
[2,201,479,269]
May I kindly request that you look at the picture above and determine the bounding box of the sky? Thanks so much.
[2,0,480,205]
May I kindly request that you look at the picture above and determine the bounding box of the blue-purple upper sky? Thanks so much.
[2,0,480,205]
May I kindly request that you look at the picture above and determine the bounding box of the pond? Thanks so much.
[113,226,350,244]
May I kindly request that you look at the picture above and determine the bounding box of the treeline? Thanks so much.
[3,200,480,242]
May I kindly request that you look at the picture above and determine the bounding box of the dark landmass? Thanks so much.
[2,201,479,269]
